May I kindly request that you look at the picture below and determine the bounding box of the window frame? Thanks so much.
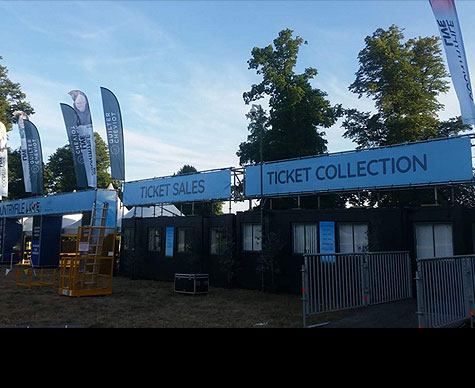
[210,228,228,256]
[122,227,135,251]
[292,223,319,255]
[415,222,454,259]
[338,223,369,253]
[177,228,193,254]
[147,227,163,252]
[242,223,262,252]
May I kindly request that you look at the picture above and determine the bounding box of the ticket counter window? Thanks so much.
[148,228,162,252]
[415,223,453,259]
[122,228,135,251]
[210,228,228,255]
[243,224,262,252]
[177,228,193,253]
[293,224,318,254]
[339,223,369,253]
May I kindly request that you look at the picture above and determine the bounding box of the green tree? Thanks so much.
[238,30,346,210]
[238,28,343,165]
[45,132,119,194]
[0,56,34,131]
[343,25,469,149]
[7,148,28,199]
[343,25,471,208]
[174,164,224,215]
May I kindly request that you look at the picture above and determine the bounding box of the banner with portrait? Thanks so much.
[13,111,32,193]
[60,103,88,188]
[68,90,97,188]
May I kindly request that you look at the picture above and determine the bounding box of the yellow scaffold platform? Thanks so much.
[59,226,116,297]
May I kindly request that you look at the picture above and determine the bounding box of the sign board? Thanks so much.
[165,227,175,257]
[319,221,336,253]
[319,221,336,263]
[0,189,116,219]
[78,242,89,252]
[123,169,232,206]
[245,137,473,197]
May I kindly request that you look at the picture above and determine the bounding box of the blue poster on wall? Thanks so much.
[319,221,336,263]
[245,137,474,197]
[165,227,174,257]
[319,221,335,253]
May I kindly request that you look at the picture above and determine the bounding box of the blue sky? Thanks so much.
[1,0,474,184]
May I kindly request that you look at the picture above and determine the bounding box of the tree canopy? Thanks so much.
[238,28,343,165]
[45,132,118,194]
[0,56,34,131]
[342,25,469,149]
[343,25,472,207]
[174,164,224,215]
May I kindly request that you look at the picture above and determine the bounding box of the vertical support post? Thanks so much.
[361,253,369,306]
[301,257,308,328]
[462,258,475,325]
[415,260,426,328]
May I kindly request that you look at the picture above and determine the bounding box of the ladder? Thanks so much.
[82,202,109,287]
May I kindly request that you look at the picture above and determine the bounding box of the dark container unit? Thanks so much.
[30,215,63,268]
[0,218,23,264]
[121,215,205,281]
[120,204,475,294]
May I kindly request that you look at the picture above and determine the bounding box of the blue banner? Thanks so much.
[23,120,44,195]
[123,169,232,206]
[68,90,97,188]
[165,227,174,257]
[245,137,473,197]
[101,87,125,181]
[13,111,32,193]
[0,189,116,218]
[319,221,335,254]
[60,103,88,188]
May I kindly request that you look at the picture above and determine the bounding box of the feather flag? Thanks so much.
[13,111,32,193]
[101,87,125,181]
[0,122,7,198]
[68,90,97,188]
[430,0,475,125]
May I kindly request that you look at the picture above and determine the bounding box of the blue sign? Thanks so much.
[319,221,335,254]
[165,227,174,257]
[123,169,232,206]
[245,137,474,197]
[30,242,40,267]
[0,189,116,218]
[319,221,336,263]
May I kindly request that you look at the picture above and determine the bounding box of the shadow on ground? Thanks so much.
[313,299,419,328]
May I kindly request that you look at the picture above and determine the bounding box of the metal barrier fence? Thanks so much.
[416,255,475,328]
[301,252,412,328]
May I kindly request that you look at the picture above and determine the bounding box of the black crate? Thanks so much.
[174,273,209,295]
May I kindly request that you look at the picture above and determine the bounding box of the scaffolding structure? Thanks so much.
[59,202,116,297]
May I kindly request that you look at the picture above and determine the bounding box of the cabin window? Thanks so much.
[338,223,369,253]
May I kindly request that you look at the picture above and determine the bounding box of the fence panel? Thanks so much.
[416,255,475,328]
[302,251,412,328]
[367,252,413,305]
